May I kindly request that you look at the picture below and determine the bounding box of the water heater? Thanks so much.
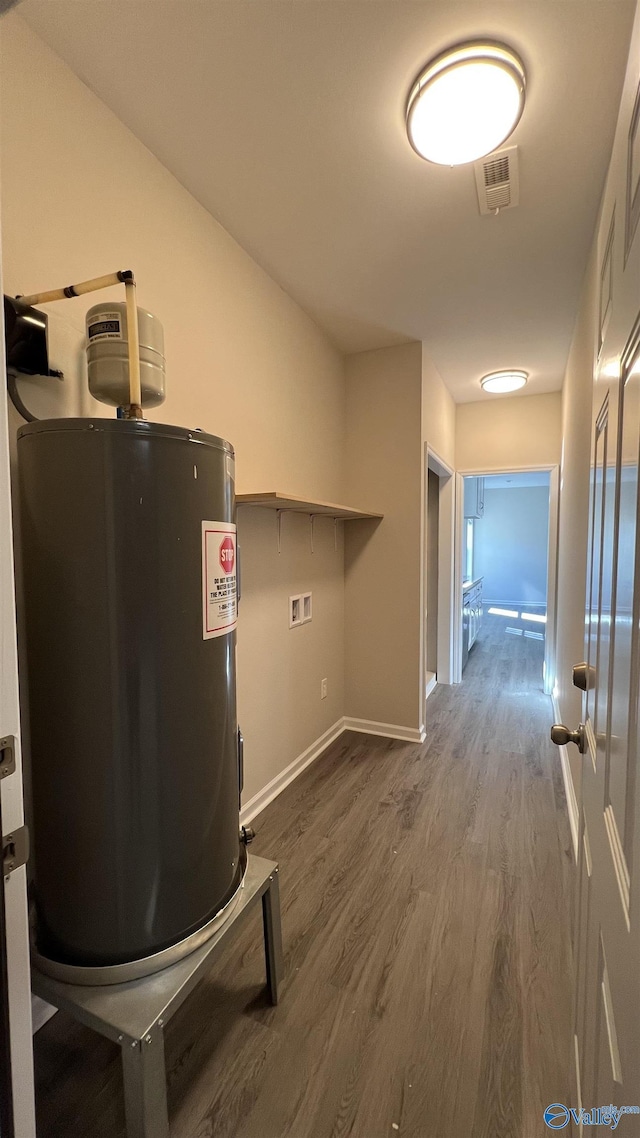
[18,417,244,981]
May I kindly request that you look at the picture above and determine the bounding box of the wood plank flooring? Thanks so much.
[33,612,574,1137]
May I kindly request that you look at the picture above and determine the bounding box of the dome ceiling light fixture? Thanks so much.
[480,370,528,394]
[406,41,526,166]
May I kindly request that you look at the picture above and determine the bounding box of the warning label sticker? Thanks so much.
[202,521,238,639]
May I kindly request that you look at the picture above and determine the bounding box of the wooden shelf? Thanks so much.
[237,492,383,521]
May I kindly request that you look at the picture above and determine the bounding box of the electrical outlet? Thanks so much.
[302,592,312,623]
[320,678,327,699]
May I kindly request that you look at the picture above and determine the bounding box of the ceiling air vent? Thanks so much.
[474,146,520,215]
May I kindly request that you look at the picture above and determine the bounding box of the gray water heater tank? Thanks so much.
[18,418,242,978]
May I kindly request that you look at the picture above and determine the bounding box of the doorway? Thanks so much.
[423,448,456,723]
[455,466,559,693]
[426,466,439,693]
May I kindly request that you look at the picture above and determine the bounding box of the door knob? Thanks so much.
[551,722,586,753]
[572,662,595,692]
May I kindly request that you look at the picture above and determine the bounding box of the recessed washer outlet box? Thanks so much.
[289,595,302,628]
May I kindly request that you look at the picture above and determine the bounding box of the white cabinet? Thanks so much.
[462,577,483,670]
[468,579,483,650]
[463,477,485,518]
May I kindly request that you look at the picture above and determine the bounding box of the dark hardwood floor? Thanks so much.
[34,612,574,1137]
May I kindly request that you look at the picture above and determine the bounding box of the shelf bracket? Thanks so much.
[276,510,283,555]
[333,518,338,551]
[309,514,316,554]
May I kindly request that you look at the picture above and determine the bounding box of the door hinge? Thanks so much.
[3,826,28,877]
[0,736,16,780]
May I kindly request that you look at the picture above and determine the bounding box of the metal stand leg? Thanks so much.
[121,1024,170,1138]
[262,867,283,1006]
[33,858,280,1136]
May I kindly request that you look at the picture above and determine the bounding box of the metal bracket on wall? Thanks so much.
[0,738,15,781]
[3,826,28,878]
[273,508,344,553]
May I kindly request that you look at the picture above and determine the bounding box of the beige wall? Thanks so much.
[0,14,346,806]
[422,349,456,691]
[237,508,345,803]
[456,391,562,472]
[344,343,423,732]
[422,351,456,468]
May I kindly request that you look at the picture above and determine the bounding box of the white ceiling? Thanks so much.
[20,1,636,403]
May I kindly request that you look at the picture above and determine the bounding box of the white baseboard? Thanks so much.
[240,718,345,825]
[425,673,437,700]
[240,715,426,825]
[342,717,426,744]
[552,695,579,863]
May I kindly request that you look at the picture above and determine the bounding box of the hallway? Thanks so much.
[34,619,574,1138]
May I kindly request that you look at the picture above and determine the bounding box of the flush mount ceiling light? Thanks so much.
[480,370,528,394]
[406,42,526,165]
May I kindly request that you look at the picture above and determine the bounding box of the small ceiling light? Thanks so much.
[480,370,528,394]
[406,41,526,165]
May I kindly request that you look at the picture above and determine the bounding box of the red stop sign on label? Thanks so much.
[219,535,235,574]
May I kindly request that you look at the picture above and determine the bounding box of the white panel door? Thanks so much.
[0,192,36,1134]
[573,324,639,1124]
[558,15,640,1125]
